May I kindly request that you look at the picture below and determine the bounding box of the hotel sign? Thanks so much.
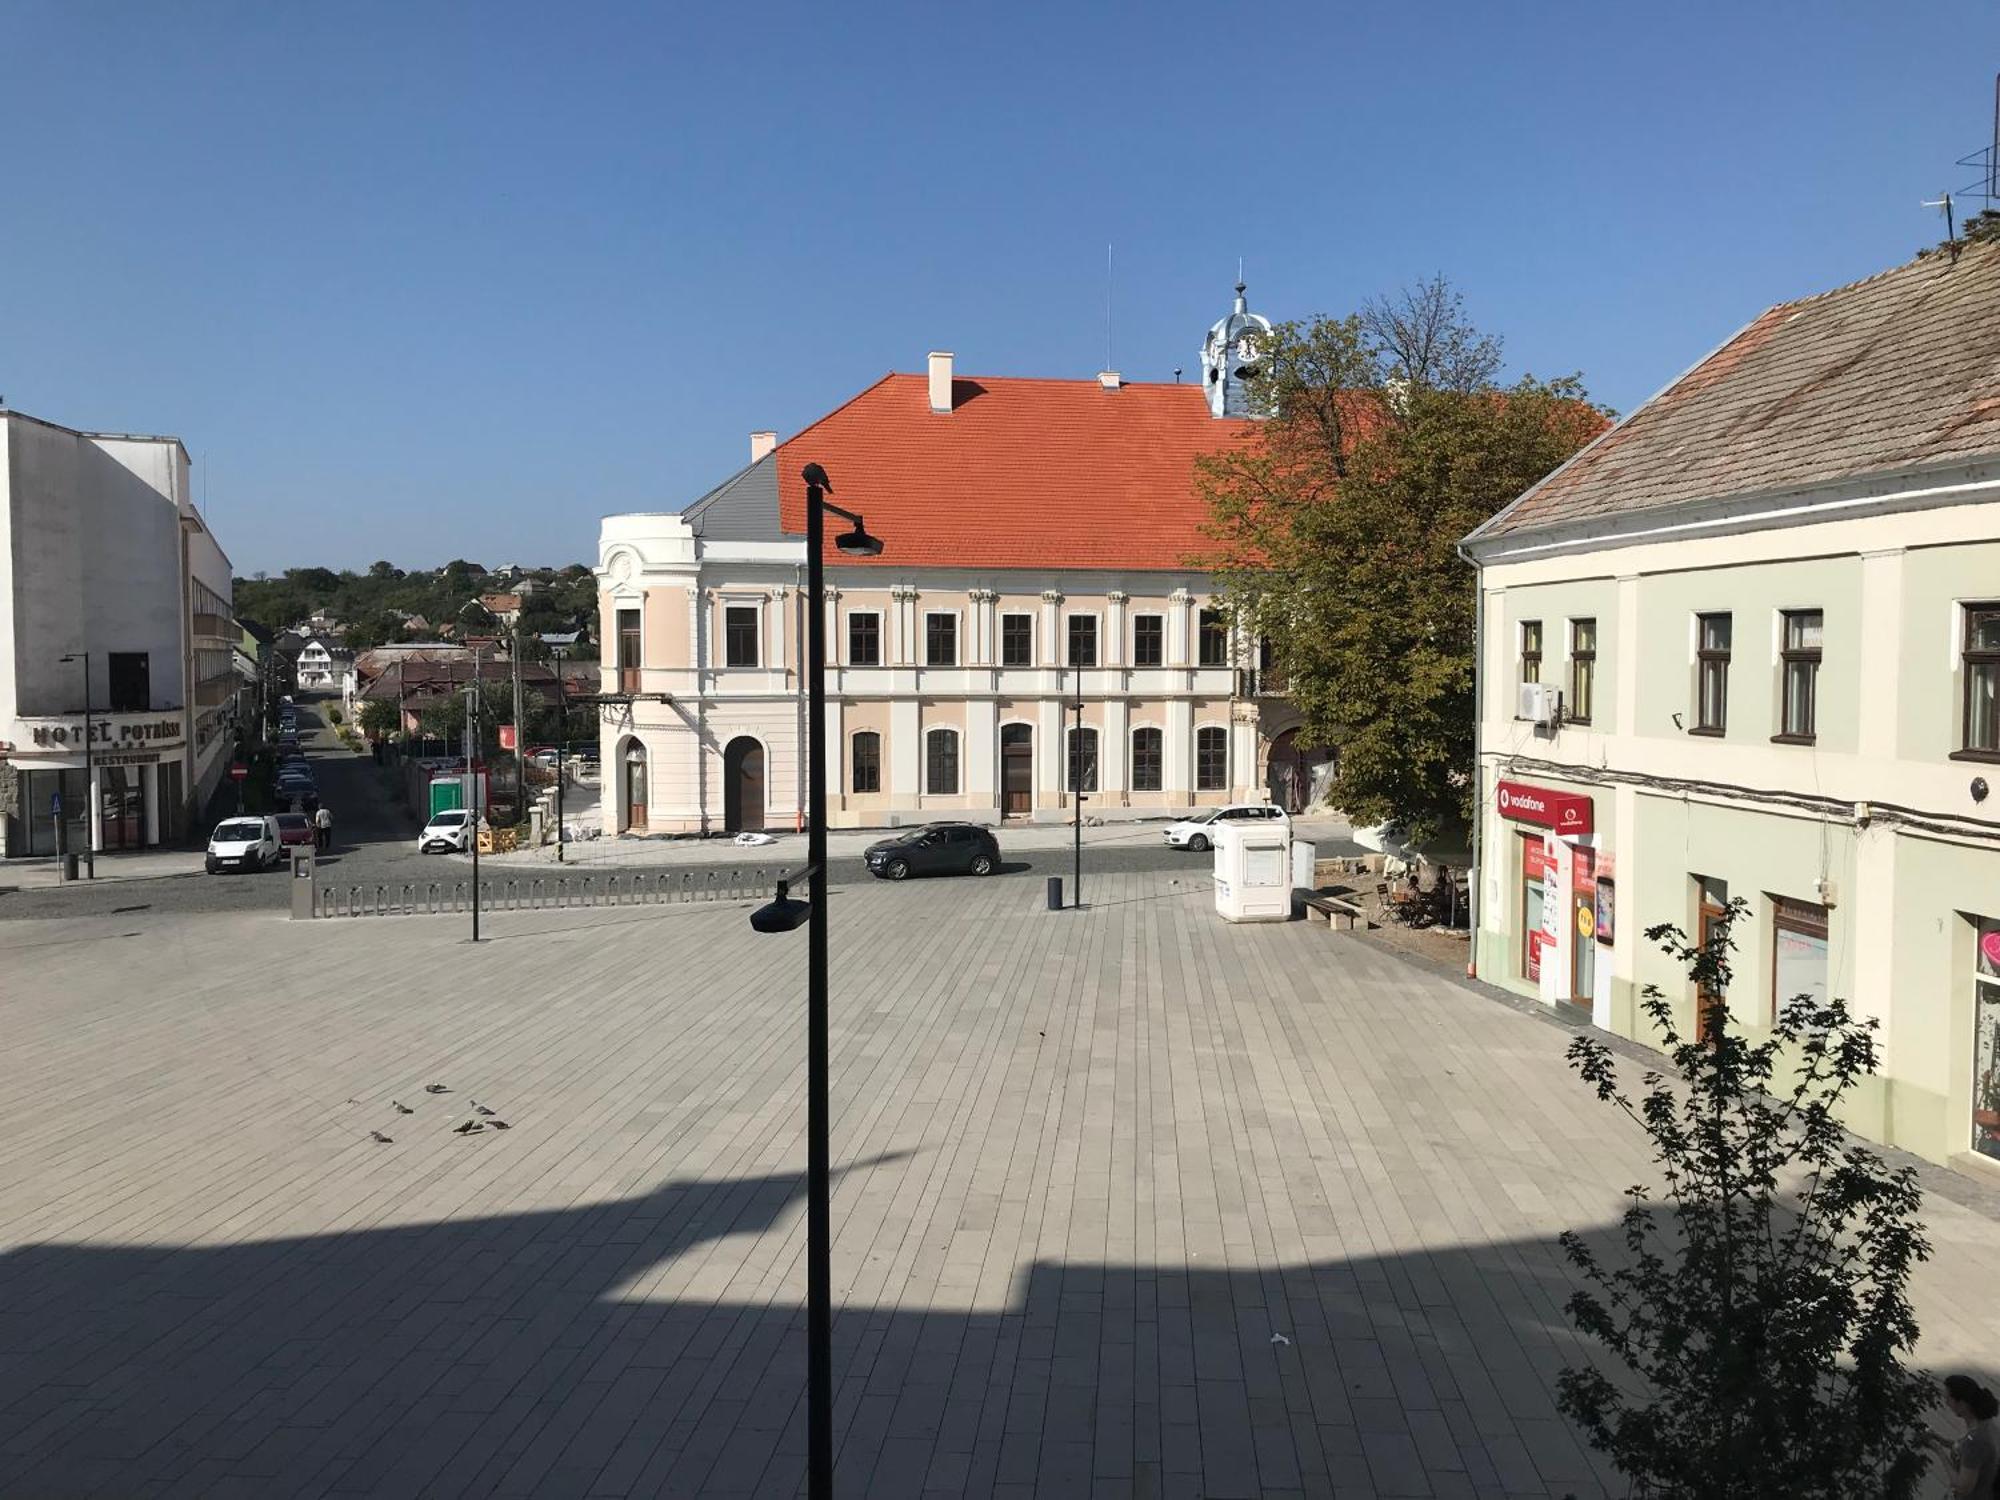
[1496,779,1593,836]
[28,716,183,750]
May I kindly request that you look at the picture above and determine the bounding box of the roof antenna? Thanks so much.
[1173,367,1183,383]
[1105,243,1113,373]
[1924,190,1959,260]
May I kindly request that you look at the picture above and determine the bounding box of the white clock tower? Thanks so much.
[1201,279,1273,419]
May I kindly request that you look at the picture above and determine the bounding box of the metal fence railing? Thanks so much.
[310,866,772,919]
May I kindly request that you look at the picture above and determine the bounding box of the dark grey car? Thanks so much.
[864,823,1001,880]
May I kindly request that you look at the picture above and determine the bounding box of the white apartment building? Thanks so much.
[594,288,1328,834]
[1461,244,2000,1169]
[0,410,238,858]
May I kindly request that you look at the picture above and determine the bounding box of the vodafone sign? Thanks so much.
[1496,779,1593,836]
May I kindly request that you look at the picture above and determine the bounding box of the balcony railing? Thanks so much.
[1236,666,1289,698]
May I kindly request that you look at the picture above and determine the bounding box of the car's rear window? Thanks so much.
[276,815,307,831]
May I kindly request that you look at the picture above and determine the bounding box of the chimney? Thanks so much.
[749,430,777,462]
[1098,370,1122,390]
[928,351,954,413]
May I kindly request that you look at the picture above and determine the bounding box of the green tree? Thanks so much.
[1557,900,1934,1498]
[357,699,402,741]
[1199,277,1604,841]
[366,559,402,580]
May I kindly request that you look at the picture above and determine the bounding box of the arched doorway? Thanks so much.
[619,740,649,832]
[723,737,765,833]
[1266,728,1336,814]
[999,724,1033,818]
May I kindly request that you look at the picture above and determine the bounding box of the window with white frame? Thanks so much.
[1132,613,1164,667]
[1197,608,1229,667]
[1131,727,1163,790]
[925,613,958,668]
[1067,615,1097,668]
[1001,613,1033,667]
[1195,726,1227,790]
[1066,726,1098,792]
[724,605,760,668]
[925,728,960,794]
[851,731,881,793]
[847,612,881,667]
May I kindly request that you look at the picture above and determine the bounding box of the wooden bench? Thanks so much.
[1302,893,1364,930]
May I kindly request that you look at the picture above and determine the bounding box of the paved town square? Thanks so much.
[4,875,1999,1498]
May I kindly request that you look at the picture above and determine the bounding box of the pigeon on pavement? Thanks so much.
[471,1100,497,1117]
[453,1119,484,1135]
[423,1083,450,1095]
[392,1101,415,1114]
[370,1131,393,1144]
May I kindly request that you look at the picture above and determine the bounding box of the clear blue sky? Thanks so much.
[4,1,1995,575]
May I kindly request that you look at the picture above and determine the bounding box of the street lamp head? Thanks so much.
[749,881,812,934]
[801,463,832,493]
[834,521,883,557]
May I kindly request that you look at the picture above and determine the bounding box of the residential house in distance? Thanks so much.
[1460,243,2000,1169]
[593,284,1320,836]
[478,592,524,628]
[0,409,237,857]
[293,633,353,697]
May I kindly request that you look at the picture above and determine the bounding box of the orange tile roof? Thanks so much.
[774,374,1257,570]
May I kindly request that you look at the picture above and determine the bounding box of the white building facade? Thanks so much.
[595,293,1316,835]
[0,411,238,858]
[1462,246,2000,1169]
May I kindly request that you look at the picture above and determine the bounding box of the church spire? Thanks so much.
[1201,275,1273,419]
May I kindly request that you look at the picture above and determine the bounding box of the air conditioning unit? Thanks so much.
[1517,682,1561,727]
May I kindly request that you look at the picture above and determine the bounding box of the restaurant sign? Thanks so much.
[1496,779,1593,836]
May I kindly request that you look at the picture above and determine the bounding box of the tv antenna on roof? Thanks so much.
[1924,191,1958,259]
[1105,244,1113,373]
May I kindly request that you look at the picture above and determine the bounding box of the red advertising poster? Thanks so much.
[499,724,518,751]
[1527,929,1544,982]
[1523,838,1556,883]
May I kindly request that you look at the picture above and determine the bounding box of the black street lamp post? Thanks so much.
[59,652,95,879]
[542,634,579,864]
[1072,661,1084,908]
[750,463,881,1500]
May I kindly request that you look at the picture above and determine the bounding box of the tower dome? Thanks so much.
[1200,279,1273,419]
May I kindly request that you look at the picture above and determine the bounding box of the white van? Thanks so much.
[206,816,282,874]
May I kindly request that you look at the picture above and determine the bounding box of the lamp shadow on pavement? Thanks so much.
[0,1166,1694,1499]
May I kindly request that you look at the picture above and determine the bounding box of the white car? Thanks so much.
[206,815,283,874]
[417,809,475,854]
[1163,803,1291,852]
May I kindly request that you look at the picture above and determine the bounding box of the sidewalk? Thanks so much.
[0,846,205,891]
[477,812,1357,869]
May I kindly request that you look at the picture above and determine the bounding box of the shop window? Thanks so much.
[1131,727,1162,791]
[1001,614,1033,667]
[1963,603,2000,757]
[1694,613,1731,734]
[616,608,641,693]
[1133,614,1164,667]
[1067,616,1097,668]
[851,731,880,794]
[925,613,958,668]
[1521,833,1552,981]
[1195,726,1227,790]
[1777,610,1822,743]
[1520,621,1542,687]
[108,652,149,713]
[925,728,959,795]
[1066,726,1098,793]
[724,606,760,668]
[1973,916,2000,1159]
[1198,608,1229,667]
[1770,896,1829,1024]
[1567,619,1595,724]
[847,613,880,667]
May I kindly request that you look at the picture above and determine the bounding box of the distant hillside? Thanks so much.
[234,559,598,653]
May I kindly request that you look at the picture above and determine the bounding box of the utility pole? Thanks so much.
[466,647,482,942]
[510,621,525,827]
[1072,660,1083,908]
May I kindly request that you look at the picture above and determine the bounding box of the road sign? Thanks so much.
[51,792,61,817]
[229,762,249,781]
[499,724,517,751]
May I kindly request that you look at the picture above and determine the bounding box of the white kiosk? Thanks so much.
[1212,819,1295,923]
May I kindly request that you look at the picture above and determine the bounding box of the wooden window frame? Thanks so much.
[1769,895,1829,1025]
[1959,602,2000,762]
[1067,615,1098,669]
[616,606,641,694]
[1066,725,1099,793]
[1567,618,1595,724]
[1197,608,1230,668]
[1774,608,1822,745]
[1694,612,1731,736]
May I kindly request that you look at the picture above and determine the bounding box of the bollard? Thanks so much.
[289,844,317,920]
[1047,876,1063,911]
